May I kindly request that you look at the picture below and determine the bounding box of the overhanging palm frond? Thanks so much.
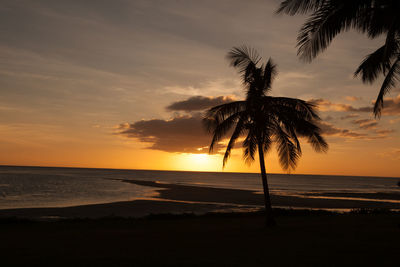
[355,28,399,83]
[374,57,400,117]
[296,1,360,62]
[277,0,400,116]
[364,1,400,38]
[276,0,327,15]
[278,0,378,61]
[354,45,392,83]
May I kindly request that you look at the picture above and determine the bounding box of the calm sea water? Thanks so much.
[0,166,399,209]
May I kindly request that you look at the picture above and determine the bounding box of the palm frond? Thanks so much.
[227,46,261,84]
[354,45,392,83]
[205,112,243,153]
[285,124,302,156]
[263,58,277,92]
[242,128,258,165]
[276,0,327,15]
[223,118,246,167]
[263,135,273,154]
[374,57,400,117]
[227,46,261,69]
[296,1,358,62]
[364,1,400,38]
[205,101,246,130]
[266,96,320,120]
[274,126,300,171]
[355,29,399,83]
[266,96,327,154]
[307,131,329,152]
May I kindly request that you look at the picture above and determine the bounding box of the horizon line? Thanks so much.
[0,164,399,179]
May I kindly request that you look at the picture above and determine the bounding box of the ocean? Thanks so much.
[0,165,399,210]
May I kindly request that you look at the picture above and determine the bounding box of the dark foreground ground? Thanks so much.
[1,210,399,267]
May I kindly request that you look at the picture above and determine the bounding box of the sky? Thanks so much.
[0,0,399,176]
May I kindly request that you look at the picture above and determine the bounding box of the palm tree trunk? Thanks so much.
[258,142,276,227]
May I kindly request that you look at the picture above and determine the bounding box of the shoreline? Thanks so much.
[1,179,399,220]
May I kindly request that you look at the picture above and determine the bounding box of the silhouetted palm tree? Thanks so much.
[203,46,328,226]
[277,0,400,117]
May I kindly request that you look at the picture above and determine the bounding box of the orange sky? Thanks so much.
[0,0,399,177]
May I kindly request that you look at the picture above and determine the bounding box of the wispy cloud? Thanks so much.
[311,95,400,116]
[351,119,378,130]
[318,121,392,140]
[311,98,373,112]
[379,94,400,116]
[378,148,400,160]
[345,96,362,102]
[340,113,360,120]
[319,121,367,138]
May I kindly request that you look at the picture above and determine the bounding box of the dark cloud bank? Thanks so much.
[117,113,212,154]
[117,96,232,153]
[166,95,235,112]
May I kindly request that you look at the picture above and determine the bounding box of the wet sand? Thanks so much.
[123,179,400,209]
[303,191,400,200]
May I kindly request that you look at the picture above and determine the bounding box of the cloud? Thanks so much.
[163,79,241,96]
[351,119,378,130]
[380,94,400,116]
[340,114,360,120]
[318,121,367,138]
[311,95,400,116]
[166,95,235,112]
[378,148,400,160]
[318,121,393,140]
[374,129,395,135]
[310,98,372,112]
[345,96,362,102]
[389,117,400,124]
[116,113,222,154]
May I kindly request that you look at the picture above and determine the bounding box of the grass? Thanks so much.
[1,209,399,266]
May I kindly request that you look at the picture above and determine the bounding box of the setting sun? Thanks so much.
[173,153,221,171]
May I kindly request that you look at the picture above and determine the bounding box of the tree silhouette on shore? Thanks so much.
[204,46,328,226]
[277,0,400,117]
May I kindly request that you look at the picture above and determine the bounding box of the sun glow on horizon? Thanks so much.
[170,153,222,172]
